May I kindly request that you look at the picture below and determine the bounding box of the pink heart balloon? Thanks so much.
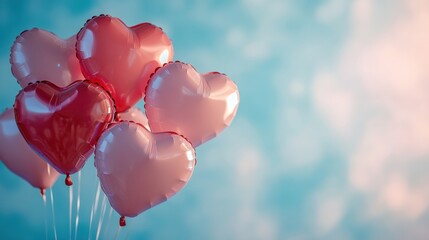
[116,107,150,130]
[10,28,84,88]
[145,62,240,147]
[0,108,59,193]
[94,121,195,220]
[76,15,174,113]
[14,80,115,184]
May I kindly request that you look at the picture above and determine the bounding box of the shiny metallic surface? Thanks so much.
[94,121,195,217]
[0,108,59,190]
[14,80,115,175]
[76,15,174,112]
[145,62,240,147]
[10,28,84,88]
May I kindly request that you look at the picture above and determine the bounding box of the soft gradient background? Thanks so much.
[1,0,429,239]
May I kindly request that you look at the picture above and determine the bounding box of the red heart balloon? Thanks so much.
[76,15,174,113]
[95,121,195,220]
[10,28,84,88]
[14,80,115,180]
[145,62,240,147]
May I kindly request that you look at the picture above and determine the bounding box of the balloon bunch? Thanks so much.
[0,15,239,226]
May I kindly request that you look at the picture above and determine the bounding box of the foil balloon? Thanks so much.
[94,121,195,225]
[76,14,174,113]
[0,108,59,194]
[116,107,150,130]
[145,62,240,147]
[14,80,115,185]
[10,28,84,88]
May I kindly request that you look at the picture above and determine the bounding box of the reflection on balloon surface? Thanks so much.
[145,62,239,147]
[10,28,84,88]
[95,121,195,218]
[0,108,59,191]
[76,15,174,112]
[14,80,115,177]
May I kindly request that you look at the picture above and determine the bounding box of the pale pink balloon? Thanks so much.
[76,15,174,113]
[10,28,84,88]
[94,121,195,219]
[145,62,240,147]
[0,108,59,192]
[116,107,150,130]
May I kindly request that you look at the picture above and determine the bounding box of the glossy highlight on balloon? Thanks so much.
[94,121,195,218]
[14,80,115,176]
[0,108,59,192]
[145,62,240,147]
[10,28,84,88]
[76,15,174,112]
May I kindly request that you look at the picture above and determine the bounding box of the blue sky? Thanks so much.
[2,0,429,239]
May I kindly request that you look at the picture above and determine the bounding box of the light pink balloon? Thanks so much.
[0,108,59,192]
[116,107,150,130]
[10,28,84,88]
[145,62,240,147]
[94,121,195,218]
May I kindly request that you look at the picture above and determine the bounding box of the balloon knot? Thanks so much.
[65,174,73,186]
[120,216,126,227]
[40,188,45,196]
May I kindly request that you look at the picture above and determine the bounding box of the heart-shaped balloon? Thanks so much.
[145,62,240,147]
[0,108,59,193]
[95,121,195,220]
[116,107,150,130]
[76,15,174,113]
[10,28,84,88]
[14,80,115,183]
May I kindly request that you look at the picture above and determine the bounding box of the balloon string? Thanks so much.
[124,219,131,240]
[88,182,101,240]
[69,183,74,240]
[94,184,101,217]
[43,165,49,240]
[50,188,58,240]
[102,206,113,239]
[113,225,122,240]
[74,171,82,240]
[96,194,107,240]
[43,191,48,240]
[94,184,101,214]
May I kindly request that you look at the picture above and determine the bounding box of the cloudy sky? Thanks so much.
[1,0,429,239]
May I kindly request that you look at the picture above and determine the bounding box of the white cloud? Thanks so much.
[314,0,429,225]
[235,0,292,61]
[351,0,373,33]
[312,72,355,139]
[277,124,325,172]
[146,117,279,240]
[210,118,278,239]
[316,0,346,23]
[311,183,347,235]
